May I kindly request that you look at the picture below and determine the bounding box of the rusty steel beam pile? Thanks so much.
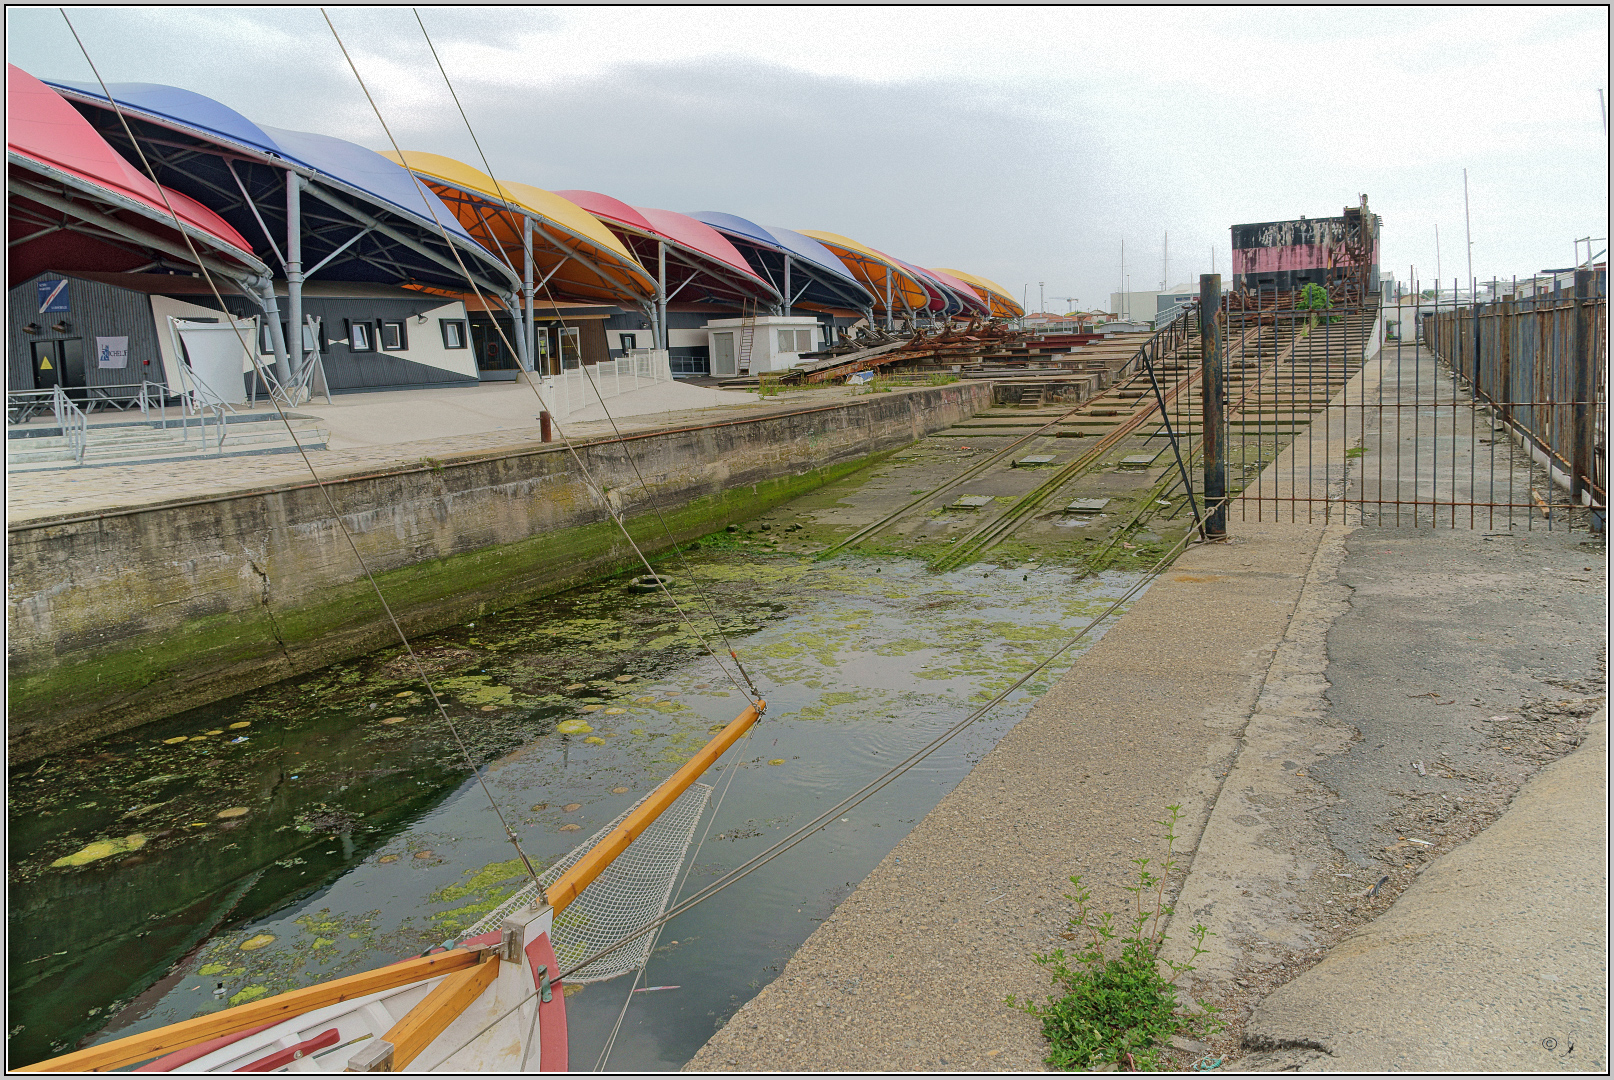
[785,319,1123,385]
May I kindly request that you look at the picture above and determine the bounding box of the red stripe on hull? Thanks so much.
[525,933,568,1072]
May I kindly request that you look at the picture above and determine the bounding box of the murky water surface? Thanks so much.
[9,539,1142,1069]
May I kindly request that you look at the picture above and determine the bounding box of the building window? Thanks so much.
[440,319,467,349]
[619,332,637,351]
[778,328,812,352]
[379,320,407,351]
[347,320,372,352]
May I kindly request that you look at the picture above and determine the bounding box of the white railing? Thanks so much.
[51,386,88,464]
[539,349,672,421]
[1152,300,1196,330]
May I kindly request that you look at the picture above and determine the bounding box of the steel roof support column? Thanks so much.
[783,255,791,318]
[285,171,304,396]
[518,215,534,371]
[252,275,292,391]
[884,273,893,330]
[657,240,668,351]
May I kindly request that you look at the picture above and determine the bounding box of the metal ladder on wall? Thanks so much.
[737,300,757,373]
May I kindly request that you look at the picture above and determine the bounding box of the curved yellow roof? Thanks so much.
[799,230,931,315]
[381,151,654,305]
[933,268,1024,318]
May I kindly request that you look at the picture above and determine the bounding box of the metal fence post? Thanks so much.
[1571,269,1594,513]
[1200,273,1226,538]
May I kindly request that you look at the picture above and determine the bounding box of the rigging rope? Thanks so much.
[555,510,1222,980]
[337,7,763,708]
[59,8,544,884]
[427,508,1227,1072]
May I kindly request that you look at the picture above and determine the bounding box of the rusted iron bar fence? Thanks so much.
[1422,268,1607,512]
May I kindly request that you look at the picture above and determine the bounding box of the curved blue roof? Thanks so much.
[764,226,869,285]
[259,126,470,239]
[45,79,476,246]
[689,213,862,287]
[46,79,284,159]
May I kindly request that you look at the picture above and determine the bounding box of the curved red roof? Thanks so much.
[555,189,770,291]
[634,206,767,286]
[553,189,656,234]
[6,64,256,261]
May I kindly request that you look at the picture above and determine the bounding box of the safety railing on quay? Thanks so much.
[51,386,89,465]
[1153,300,1195,330]
[540,349,672,421]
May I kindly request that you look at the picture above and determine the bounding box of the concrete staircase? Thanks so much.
[6,415,329,471]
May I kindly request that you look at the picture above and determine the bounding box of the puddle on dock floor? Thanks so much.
[9,536,1145,1069]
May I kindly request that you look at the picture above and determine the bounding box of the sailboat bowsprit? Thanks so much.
[22,704,763,1072]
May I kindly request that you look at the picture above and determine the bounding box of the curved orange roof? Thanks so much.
[933,268,1024,318]
[798,231,931,315]
[383,152,654,307]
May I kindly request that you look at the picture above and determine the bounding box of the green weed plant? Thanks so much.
[1009,806,1221,1071]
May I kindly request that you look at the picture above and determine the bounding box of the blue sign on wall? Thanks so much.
[38,278,70,313]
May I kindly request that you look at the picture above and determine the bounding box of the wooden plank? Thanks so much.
[383,956,500,1070]
[545,701,763,913]
[15,949,479,1073]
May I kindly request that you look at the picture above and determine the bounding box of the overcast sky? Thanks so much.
[9,6,1608,309]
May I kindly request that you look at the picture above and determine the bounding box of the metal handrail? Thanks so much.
[137,380,169,429]
[51,386,88,464]
[1153,300,1196,330]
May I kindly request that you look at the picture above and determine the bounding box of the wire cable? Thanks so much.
[408,9,763,704]
[555,508,1221,981]
[593,719,751,1071]
[59,8,544,884]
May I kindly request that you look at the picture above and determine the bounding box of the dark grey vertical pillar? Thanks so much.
[284,172,303,390]
[1571,269,1594,513]
[1200,273,1227,538]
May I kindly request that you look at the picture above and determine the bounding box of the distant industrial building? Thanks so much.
[1231,196,1380,293]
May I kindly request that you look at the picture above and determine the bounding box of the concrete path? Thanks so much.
[1159,340,1607,1059]
[1242,711,1606,1072]
[686,520,1334,1071]
[4,382,861,523]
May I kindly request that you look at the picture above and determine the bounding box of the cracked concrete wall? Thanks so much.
[7,384,990,761]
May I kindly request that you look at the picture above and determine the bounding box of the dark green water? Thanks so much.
[8,539,1143,1069]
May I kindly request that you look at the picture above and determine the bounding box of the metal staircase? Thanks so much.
[737,301,757,373]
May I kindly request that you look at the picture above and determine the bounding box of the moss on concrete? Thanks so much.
[8,449,890,760]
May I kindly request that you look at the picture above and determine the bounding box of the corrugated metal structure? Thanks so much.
[8,271,165,395]
[1231,196,1380,295]
[1422,268,1607,509]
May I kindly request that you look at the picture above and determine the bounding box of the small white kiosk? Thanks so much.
[705,315,822,376]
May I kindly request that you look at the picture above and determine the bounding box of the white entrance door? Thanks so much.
[711,332,736,376]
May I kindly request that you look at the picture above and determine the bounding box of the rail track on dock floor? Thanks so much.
[818,303,1380,570]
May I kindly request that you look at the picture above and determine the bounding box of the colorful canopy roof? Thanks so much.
[556,191,779,307]
[381,152,655,308]
[798,231,932,317]
[43,75,516,293]
[923,267,993,316]
[933,268,1024,318]
[8,65,267,284]
[891,257,967,315]
[688,212,876,312]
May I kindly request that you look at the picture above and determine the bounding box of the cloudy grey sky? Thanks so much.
[9,6,1608,309]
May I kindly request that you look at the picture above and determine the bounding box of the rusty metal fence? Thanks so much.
[1180,268,1608,535]
[1422,269,1606,519]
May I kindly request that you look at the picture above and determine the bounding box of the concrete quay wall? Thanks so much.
[7,383,990,761]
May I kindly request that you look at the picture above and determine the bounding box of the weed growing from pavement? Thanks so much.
[1008,806,1222,1071]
